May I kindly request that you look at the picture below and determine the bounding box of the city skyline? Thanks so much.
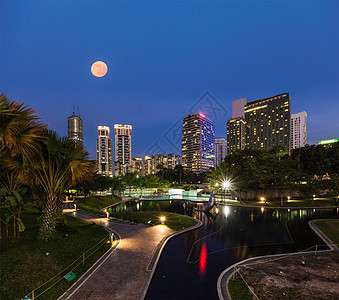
[1,1,338,159]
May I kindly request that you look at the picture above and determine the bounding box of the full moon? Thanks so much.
[91,61,108,77]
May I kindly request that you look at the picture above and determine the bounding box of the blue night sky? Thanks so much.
[1,0,338,159]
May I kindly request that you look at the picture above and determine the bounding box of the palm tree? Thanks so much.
[0,93,47,158]
[30,131,94,240]
[0,93,46,238]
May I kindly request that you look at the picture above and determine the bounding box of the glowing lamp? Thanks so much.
[160,216,166,224]
[222,180,231,189]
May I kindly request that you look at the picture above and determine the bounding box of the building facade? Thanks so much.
[67,114,83,145]
[114,124,132,176]
[291,111,307,150]
[181,113,215,174]
[227,117,246,155]
[245,93,291,154]
[131,157,143,174]
[144,156,154,176]
[215,137,227,165]
[143,154,180,176]
[232,98,248,119]
[96,126,113,176]
[166,154,180,169]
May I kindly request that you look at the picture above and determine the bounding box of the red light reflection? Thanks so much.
[199,244,207,277]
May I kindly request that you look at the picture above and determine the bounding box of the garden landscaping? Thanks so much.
[0,206,110,300]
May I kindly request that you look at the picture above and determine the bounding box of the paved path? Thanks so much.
[60,210,174,300]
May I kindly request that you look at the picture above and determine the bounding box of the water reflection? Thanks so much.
[114,200,338,300]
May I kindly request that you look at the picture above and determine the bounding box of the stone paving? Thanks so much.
[60,210,174,300]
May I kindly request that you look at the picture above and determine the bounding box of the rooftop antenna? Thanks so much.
[73,102,75,115]
[77,104,81,118]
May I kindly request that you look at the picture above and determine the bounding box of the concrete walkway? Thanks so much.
[60,210,174,300]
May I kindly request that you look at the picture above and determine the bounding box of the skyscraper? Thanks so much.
[96,126,113,176]
[68,113,83,145]
[291,111,307,150]
[215,137,227,165]
[181,113,215,174]
[227,117,246,155]
[114,124,132,176]
[245,93,291,153]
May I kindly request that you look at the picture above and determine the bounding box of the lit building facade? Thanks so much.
[144,156,154,176]
[166,154,180,169]
[132,157,143,174]
[227,117,246,155]
[67,114,83,145]
[96,126,113,176]
[143,154,180,176]
[245,93,291,154]
[114,124,132,176]
[215,137,227,165]
[291,111,307,150]
[182,113,215,174]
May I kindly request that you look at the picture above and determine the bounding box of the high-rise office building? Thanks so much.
[215,137,227,165]
[96,126,113,176]
[245,93,291,153]
[181,113,215,174]
[131,157,143,174]
[291,111,307,150]
[68,113,83,145]
[227,117,246,155]
[114,124,132,176]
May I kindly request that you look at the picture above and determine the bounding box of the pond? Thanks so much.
[113,199,339,299]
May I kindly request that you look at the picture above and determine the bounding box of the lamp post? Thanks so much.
[222,180,231,202]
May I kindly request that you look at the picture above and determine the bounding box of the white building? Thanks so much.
[96,126,113,176]
[232,98,248,119]
[291,111,307,150]
[114,124,132,175]
[215,137,227,165]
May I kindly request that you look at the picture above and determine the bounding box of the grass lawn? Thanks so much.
[315,220,339,244]
[0,206,110,300]
[109,211,198,231]
[228,277,253,300]
[76,195,120,214]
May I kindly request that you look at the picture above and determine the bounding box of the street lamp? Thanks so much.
[222,180,231,201]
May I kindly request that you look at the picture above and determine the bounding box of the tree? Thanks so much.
[30,131,94,240]
[0,93,46,237]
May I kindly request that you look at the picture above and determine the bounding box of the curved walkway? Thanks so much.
[59,209,201,300]
[60,210,174,300]
[217,218,338,300]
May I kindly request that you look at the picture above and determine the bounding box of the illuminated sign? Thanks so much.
[199,113,206,118]
[205,155,215,158]
[318,139,339,145]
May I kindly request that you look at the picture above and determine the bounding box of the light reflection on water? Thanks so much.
[114,200,338,300]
